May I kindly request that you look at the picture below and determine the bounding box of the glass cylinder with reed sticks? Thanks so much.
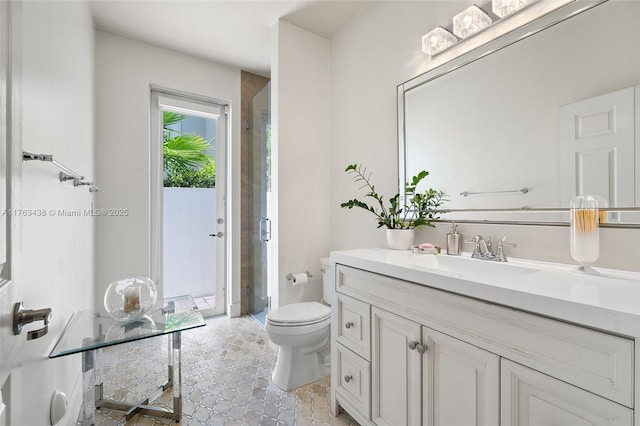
[570,195,600,268]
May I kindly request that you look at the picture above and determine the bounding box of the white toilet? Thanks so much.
[265,258,332,391]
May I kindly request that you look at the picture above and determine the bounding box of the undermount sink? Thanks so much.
[409,253,541,282]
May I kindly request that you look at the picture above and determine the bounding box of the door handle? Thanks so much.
[13,302,52,340]
[209,232,224,238]
[259,218,271,242]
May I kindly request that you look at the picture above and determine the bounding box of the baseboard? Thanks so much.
[228,302,241,318]
[197,306,217,318]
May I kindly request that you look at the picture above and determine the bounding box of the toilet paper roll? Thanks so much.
[291,273,309,286]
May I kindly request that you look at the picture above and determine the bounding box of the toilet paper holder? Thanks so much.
[286,271,312,282]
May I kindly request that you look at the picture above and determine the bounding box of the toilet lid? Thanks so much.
[267,302,330,325]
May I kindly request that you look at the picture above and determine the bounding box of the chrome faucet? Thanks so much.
[468,235,494,260]
[465,235,516,262]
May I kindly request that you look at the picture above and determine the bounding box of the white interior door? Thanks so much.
[0,1,22,424]
[560,86,636,221]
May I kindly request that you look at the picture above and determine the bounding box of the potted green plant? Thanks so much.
[340,163,446,249]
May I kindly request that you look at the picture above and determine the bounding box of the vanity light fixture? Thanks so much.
[453,5,493,39]
[422,0,552,60]
[422,26,458,56]
[492,0,539,18]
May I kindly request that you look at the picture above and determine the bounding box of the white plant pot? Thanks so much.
[386,229,415,250]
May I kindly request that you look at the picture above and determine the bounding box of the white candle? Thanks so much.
[124,286,141,313]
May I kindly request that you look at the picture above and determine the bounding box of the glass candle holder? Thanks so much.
[570,195,599,270]
[104,277,158,322]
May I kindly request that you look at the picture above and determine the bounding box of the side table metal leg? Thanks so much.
[94,347,104,406]
[163,333,173,391]
[81,344,95,426]
[172,331,183,420]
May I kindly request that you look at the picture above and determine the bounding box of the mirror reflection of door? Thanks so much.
[560,86,637,223]
[151,91,227,317]
[248,83,271,324]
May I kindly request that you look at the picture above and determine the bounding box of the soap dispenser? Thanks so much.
[446,223,461,255]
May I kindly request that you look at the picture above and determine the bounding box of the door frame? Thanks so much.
[150,88,229,315]
[0,0,23,423]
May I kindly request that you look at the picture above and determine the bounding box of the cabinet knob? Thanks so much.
[416,344,427,354]
[408,340,419,350]
[344,374,353,383]
[344,321,354,329]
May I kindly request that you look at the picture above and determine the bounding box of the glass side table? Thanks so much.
[49,295,206,425]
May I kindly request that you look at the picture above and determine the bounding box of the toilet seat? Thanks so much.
[267,302,330,327]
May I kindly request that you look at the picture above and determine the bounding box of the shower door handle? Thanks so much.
[259,218,271,242]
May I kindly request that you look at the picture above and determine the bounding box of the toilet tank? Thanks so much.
[321,257,332,305]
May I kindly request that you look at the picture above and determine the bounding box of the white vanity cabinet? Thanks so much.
[370,307,499,426]
[330,258,636,426]
[501,360,633,425]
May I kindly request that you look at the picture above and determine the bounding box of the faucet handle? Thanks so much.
[496,240,517,262]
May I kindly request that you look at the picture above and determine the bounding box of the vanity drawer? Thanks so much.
[335,264,635,408]
[336,293,371,360]
[336,343,370,419]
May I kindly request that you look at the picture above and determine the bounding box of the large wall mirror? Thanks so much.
[398,0,640,226]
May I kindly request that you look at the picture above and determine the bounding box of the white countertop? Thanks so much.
[331,248,640,338]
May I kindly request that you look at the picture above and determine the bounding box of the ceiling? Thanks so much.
[90,0,370,76]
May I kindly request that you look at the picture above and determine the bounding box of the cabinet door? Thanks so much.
[372,307,422,426]
[422,328,500,426]
[501,359,633,426]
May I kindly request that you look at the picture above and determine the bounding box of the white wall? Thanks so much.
[272,21,331,307]
[330,0,465,251]
[94,32,242,313]
[330,1,640,272]
[21,1,95,424]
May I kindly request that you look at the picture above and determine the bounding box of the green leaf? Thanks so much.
[164,134,212,170]
[163,111,187,128]
[340,163,446,230]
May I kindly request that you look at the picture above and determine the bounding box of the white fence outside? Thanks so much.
[163,187,216,298]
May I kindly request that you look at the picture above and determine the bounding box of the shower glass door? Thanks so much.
[248,83,271,324]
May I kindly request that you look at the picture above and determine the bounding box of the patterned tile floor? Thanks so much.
[90,315,359,425]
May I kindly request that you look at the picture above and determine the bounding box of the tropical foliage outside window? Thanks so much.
[163,111,216,188]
